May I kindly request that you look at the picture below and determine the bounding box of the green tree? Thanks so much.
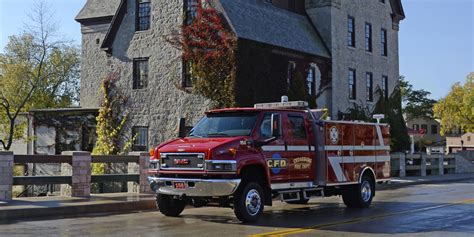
[433,73,474,135]
[92,72,134,174]
[0,1,80,150]
[399,76,437,119]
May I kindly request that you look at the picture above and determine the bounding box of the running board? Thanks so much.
[278,187,325,202]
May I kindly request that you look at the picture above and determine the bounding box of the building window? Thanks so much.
[381,28,388,56]
[365,22,372,52]
[413,124,419,131]
[306,66,316,95]
[348,69,356,100]
[287,61,296,89]
[421,124,428,133]
[431,125,438,135]
[366,72,373,102]
[183,61,194,88]
[382,75,388,100]
[184,0,198,25]
[136,0,151,31]
[468,136,471,142]
[132,126,148,151]
[347,16,355,47]
[133,58,149,89]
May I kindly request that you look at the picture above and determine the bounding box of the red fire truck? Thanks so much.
[148,99,391,222]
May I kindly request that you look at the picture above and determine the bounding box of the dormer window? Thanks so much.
[136,0,151,31]
[185,0,199,25]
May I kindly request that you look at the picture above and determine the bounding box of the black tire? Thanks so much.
[342,174,375,208]
[156,194,186,217]
[233,182,264,223]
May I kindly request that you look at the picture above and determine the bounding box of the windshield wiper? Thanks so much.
[207,133,230,137]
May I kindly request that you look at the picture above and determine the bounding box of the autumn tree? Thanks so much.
[0,0,80,150]
[434,73,474,135]
[169,0,237,108]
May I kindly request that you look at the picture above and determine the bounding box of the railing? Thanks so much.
[0,151,150,201]
[390,153,466,177]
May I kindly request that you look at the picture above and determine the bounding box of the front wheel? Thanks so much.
[342,174,375,208]
[233,182,264,223]
[156,194,186,217]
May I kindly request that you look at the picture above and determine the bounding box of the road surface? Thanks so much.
[1,180,473,236]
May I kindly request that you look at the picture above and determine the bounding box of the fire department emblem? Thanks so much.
[329,126,339,144]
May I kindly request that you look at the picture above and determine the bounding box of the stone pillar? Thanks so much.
[127,156,140,193]
[438,154,444,175]
[63,151,91,197]
[399,153,406,177]
[129,152,151,193]
[421,153,427,177]
[0,151,14,201]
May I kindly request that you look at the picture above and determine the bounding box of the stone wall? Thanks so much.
[80,0,212,149]
[306,0,401,118]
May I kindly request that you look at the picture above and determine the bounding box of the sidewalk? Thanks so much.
[377,173,474,190]
[0,193,156,221]
[1,173,473,221]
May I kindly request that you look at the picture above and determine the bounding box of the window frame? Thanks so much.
[382,75,389,100]
[133,58,149,89]
[431,125,438,135]
[306,65,316,95]
[348,68,356,100]
[287,115,307,140]
[347,16,356,47]
[365,22,373,52]
[136,0,151,31]
[366,72,373,102]
[132,126,149,151]
[381,28,388,56]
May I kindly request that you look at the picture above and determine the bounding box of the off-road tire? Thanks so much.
[233,182,264,223]
[342,174,375,208]
[156,194,186,217]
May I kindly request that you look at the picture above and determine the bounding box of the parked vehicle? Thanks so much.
[148,98,391,222]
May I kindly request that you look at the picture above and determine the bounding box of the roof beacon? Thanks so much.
[254,97,308,109]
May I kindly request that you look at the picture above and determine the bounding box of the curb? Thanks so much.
[377,176,474,190]
[0,199,156,221]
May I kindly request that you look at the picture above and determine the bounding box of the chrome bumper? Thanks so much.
[148,177,241,197]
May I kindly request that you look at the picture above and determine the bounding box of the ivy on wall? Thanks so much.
[170,0,237,108]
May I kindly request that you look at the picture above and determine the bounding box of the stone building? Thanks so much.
[75,0,405,151]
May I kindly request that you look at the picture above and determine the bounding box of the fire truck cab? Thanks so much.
[148,99,391,222]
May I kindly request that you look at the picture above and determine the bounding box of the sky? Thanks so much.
[0,0,473,100]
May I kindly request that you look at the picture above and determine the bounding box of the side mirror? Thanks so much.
[271,113,282,138]
[178,118,186,138]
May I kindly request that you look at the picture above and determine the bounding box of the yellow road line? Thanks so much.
[250,198,474,237]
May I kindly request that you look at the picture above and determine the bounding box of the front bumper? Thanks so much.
[148,177,241,197]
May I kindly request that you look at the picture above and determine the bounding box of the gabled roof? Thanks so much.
[216,0,330,58]
[75,0,122,23]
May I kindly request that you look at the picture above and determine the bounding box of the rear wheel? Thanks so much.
[342,174,375,208]
[233,182,264,223]
[156,194,186,217]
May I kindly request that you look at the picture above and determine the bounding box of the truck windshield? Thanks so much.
[189,113,258,137]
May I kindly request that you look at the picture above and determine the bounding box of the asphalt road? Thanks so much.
[1,180,473,237]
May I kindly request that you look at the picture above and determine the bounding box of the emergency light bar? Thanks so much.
[254,101,308,109]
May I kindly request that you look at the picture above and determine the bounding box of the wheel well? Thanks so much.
[359,166,376,184]
[239,165,272,205]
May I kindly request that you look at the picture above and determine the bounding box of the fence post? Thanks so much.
[129,152,151,193]
[63,151,91,197]
[421,153,427,177]
[0,151,14,201]
[399,153,406,177]
[438,154,444,175]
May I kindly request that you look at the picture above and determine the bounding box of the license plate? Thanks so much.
[173,182,187,189]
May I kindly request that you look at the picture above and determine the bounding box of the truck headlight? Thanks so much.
[206,160,237,172]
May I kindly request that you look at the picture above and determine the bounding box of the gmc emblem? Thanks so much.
[174,158,190,165]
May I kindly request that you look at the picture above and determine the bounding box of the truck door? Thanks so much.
[259,113,291,183]
[285,113,312,181]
